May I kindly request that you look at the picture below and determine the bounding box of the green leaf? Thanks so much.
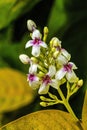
[82,90,87,129]
[47,0,67,38]
[47,1,87,118]
[48,0,87,76]
[0,43,27,71]
[0,67,35,113]
[0,0,40,29]
[0,110,84,130]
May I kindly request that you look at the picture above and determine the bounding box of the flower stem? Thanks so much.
[57,87,79,122]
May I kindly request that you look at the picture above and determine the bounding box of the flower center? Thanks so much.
[43,75,51,85]
[33,38,41,45]
[64,63,72,72]
[28,74,35,82]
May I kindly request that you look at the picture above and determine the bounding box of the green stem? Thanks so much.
[57,87,79,122]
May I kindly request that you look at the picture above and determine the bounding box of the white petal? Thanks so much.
[38,83,49,94]
[40,41,47,48]
[61,49,71,61]
[28,74,39,89]
[66,71,78,83]
[57,54,68,65]
[29,81,39,89]
[32,45,40,57]
[47,65,56,77]
[69,62,77,70]
[19,54,30,64]
[32,29,41,39]
[25,40,33,48]
[29,63,37,73]
[56,68,66,80]
[51,79,60,89]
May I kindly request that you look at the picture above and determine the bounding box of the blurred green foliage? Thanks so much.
[0,0,87,128]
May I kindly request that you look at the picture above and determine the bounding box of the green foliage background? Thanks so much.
[0,0,87,128]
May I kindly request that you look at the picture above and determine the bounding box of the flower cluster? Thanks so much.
[19,20,83,95]
[19,20,83,121]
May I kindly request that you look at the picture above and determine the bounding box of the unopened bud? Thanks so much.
[43,27,49,42]
[50,37,61,48]
[40,102,47,107]
[48,92,58,100]
[38,71,45,77]
[44,27,49,34]
[19,54,30,64]
[77,79,83,87]
[40,96,46,101]
[40,96,53,101]
[31,57,38,63]
[27,20,37,32]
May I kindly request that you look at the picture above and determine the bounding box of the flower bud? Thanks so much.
[38,71,45,77]
[43,27,49,42]
[40,102,47,107]
[31,57,38,63]
[44,26,49,34]
[50,37,61,48]
[19,54,30,64]
[27,20,37,32]
[77,79,83,87]
[40,96,46,101]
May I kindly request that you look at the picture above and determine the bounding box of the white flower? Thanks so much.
[25,29,47,57]
[56,62,78,83]
[38,65,59,94]
[27,73,39,89]
[26,57,39,89]
[19,54,30,64]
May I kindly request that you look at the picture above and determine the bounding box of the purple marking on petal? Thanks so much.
[32,38,42,46]
[42,75,51,85]
[28,74,36,82]
[63,63,73,72]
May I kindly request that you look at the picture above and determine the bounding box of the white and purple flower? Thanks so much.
[25,29,47,57]
[38,65,60,94]
[27,73,40,89]
[56,62,78,83]
[27,59,40,89]
[19,20,82,99]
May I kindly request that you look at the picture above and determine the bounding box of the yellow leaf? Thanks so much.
[0,110,84,130]
[82,90,87,130]
[0,68,35,113]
